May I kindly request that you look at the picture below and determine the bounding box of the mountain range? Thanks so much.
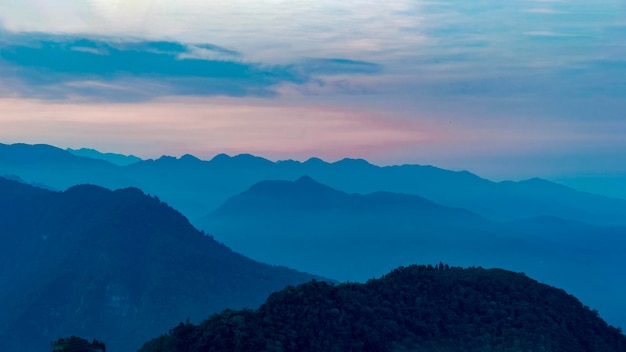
[2,143,626,226]
[200,176,529,280]
[0,176,321,352]
[1,142,625,329]
[199,176,626,329]
[67,148,142,166]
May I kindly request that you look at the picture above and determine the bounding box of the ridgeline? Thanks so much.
[140,265,626,352]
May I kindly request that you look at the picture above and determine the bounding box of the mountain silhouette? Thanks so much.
[554,174,626,200]
[3,143,626,226]
[201,176,541,280]
[0,177,321,352]
[200,176,626,329]
[139,265,626,352]
[0,143,138,191]
[2,143,626,328]
[67,147,142,166]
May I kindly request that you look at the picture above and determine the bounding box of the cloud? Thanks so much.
[177,44,241,61]
[0,29,383,101]
[523,31,584,38]
[296,58,383,76]
[523,8,568,14]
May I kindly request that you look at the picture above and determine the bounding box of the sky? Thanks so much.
[1,0,626,181]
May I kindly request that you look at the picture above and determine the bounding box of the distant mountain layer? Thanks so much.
[2,143,626,226]
[201,176,522,281]
[67,148,142,166]
[200,176,626,330]
[139,265,626,352]
[552,174,626,200]
[0,143,139,192]
[0,177,320,352]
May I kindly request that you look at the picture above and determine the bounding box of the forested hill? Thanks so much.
[0,177,320,352]
[140,265,626,352]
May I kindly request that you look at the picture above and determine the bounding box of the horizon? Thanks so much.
[2,1,626,182]
[3,141,625,200]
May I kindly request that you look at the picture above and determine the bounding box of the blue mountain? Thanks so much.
[2,143,626,227]
[67,147,142,166]
[201,176,626,329]
[0,176,321,352]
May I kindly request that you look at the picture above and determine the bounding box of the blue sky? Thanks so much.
[1,0,625,181]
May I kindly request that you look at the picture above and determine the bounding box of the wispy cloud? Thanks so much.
[523,8,568,14]
[0,29,384,101]
[523,31,585,37]
[297,58,383,76]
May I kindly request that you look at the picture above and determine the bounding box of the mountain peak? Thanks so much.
[210,153,231,161]
[209,153,272,167]
[333,157,374,168]
[67,148,142,166]
[154,155,177,162]
[294,175,323,186]
[0,143,74,163]
[0,179,320,352]
[179,154,202,163]
[232,153,272,164]
[304,157,327,165]
[64,183,111,194]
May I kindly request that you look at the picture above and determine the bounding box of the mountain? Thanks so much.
[0,177,321,352]
[0,143,139,191]
[0,173,55,190]
[3,143,626,226]
[200,176,626,329]
[67,147,142,166]
[552,174,626,200]
[139,265,626,352]
[126,152,626,226]
[200,176,527,281]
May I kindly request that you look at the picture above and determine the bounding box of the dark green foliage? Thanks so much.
[140,265,626,352]
[51,336,106,352]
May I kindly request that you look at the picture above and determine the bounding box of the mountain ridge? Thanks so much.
[67,147,142,166]
[201,175,626,329]
[3,143,625,226]
[202,176,534,279]
[0,176,322,352]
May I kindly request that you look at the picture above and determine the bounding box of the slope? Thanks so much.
[67,147,142,166]
[139,265,626,352]
[201,176,544,281]
[200,176,626,329]
[0,143,139,191]
[0,177,320,352]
